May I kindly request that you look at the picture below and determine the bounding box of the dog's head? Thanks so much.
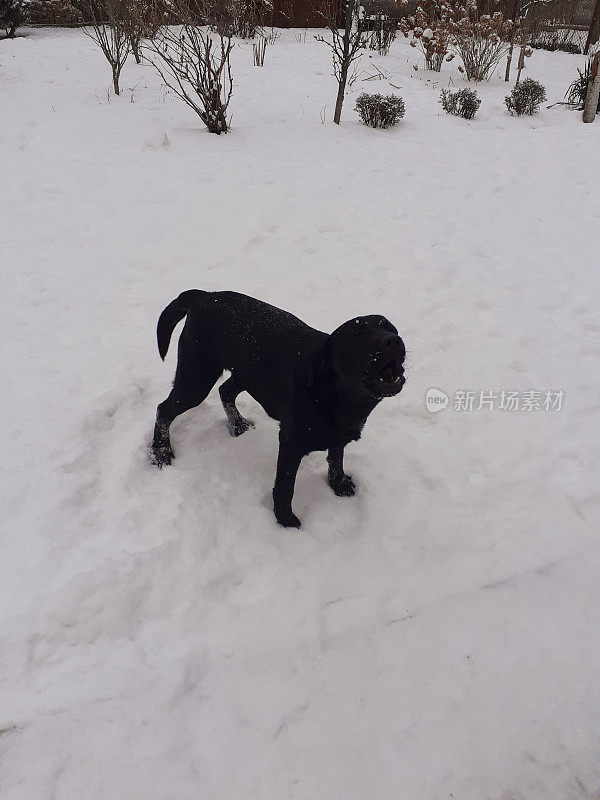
[325,315,406,400]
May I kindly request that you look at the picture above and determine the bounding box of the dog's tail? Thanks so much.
[156,289,207,360]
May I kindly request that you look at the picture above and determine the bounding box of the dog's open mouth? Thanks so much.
[364,360,405,397]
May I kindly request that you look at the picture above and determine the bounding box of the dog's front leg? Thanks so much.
[273,432,304,529]
[327,445,356,497]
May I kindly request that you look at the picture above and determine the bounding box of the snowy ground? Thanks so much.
[1,26,599,800]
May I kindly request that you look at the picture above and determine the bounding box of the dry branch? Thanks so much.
[80,0,131,95]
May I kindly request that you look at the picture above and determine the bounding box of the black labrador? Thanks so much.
[150,290,406,528]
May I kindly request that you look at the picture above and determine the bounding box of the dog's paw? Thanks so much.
[275,509,302,529]
[329,474,356,497]
[227,417,255,437]
[149,446,174,468]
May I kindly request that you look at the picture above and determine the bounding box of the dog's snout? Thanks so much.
[381,335,405,362]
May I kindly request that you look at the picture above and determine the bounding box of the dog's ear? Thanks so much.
[307,337,332,389]
[365,315,398,336]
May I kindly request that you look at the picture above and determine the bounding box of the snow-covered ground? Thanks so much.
[1,26,599,800]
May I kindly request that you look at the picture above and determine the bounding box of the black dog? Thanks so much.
[150,290,406,528]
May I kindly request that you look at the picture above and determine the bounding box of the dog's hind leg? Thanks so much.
[327,446,356,497]
[151,345,222,467]
[219,374,255,437]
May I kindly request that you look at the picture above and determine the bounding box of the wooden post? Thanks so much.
[584,0,600,56]
[583,51,600,123]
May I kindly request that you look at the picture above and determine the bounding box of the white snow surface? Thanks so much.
[1,27,599,800]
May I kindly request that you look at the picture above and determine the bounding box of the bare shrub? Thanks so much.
[440,87,481,119]
[143,0,233,134]
[505,77,546,115]
[355,92,405,128]
[451,7,513,82]
[119,0,169,64]
[80,0,131,95]
[121,1,144,63]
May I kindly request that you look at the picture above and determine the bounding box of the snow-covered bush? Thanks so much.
[355,93,405,129]
[505,78,546,116]
[401,1,513,77]
[440,87,480,120]
[399,0,454,71]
